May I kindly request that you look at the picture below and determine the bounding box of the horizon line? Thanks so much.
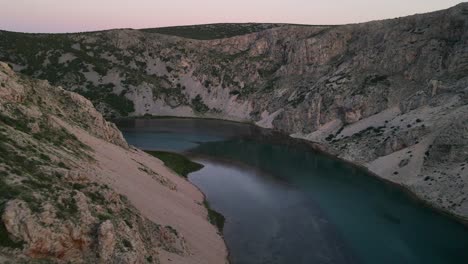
[0,2,464,35]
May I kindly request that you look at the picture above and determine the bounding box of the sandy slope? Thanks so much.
[63,121,228,264]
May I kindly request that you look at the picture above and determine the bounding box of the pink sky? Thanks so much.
[0,0,464,33]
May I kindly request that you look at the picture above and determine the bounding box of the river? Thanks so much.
[117,118,468,264]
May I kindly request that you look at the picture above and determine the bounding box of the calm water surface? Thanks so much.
[117,118,468,264]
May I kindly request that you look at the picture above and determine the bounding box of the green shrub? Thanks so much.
[203,199,225,232]
[56,195,78,219]
[0,221,23,249]
[165,225,178,236]
[191,95,209,113]
[144,151,203,178]
[140,23,282,40]
[122,239,133,249]
[0,114,31,133]
[97,213,112,221]
[87,191,105,204]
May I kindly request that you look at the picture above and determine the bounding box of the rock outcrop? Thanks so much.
[0,62,227,263]
[0,4,467,220]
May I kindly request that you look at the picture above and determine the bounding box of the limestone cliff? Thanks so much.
[0,4,467,219]
[0,62,227,263]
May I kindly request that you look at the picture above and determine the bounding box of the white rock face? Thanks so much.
[256,109,283,129]
[98,220,116,262]
[58,53,77,64]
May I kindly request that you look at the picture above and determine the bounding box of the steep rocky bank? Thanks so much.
[0,3,467,220]
[0,62,227,263]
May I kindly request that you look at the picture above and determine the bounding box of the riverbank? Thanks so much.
[67,122,229,264]
[143,150,231,263]
[144,150,226,232]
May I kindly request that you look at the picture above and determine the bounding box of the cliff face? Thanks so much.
[0,62,227,263]
[0,4,467,219]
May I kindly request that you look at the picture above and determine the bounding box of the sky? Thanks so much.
[0,0,464,33]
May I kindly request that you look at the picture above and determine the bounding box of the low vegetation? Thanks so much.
[203,199,225,232]
[191,95,209,113]
[144,150,225,231]
[80,83,135,117]
[0,221,23,249]
[144,150,204,178]
[140,23,283,40]
[0,30,139,118]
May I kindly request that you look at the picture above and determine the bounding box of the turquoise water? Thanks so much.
[117,118,468,264]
